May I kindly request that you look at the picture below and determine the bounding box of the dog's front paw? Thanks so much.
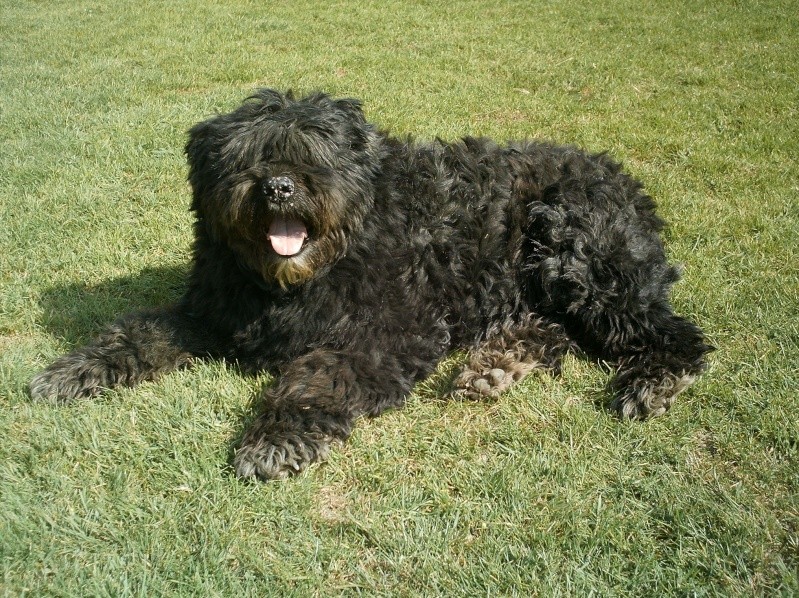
[29,355,108,404]
[234,429,333,481]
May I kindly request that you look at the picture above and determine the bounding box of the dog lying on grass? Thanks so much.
[31,89,712,480]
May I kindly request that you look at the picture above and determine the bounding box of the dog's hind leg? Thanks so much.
[560,289,711,419]
[541,258,712,419]
[29,305,205,404]
[605,310,712,419]
[517,159,712,418]
[450,315,574,399]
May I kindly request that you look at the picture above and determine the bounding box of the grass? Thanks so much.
[1,0,797,595]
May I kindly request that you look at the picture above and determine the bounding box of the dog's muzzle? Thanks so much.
[263,176,295,201]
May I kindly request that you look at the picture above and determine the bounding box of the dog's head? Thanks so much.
[186,89,382,287]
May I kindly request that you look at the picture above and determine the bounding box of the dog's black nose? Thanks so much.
[264,176,295,200]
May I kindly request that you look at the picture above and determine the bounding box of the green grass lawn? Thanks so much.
[1,0,797,595]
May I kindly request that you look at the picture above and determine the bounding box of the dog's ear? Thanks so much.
[185,118,222,212]
[185,120,215,176]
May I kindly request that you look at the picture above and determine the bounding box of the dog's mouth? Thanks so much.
[267,215,309,257]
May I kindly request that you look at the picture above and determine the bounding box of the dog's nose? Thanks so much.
[263,176,295,200]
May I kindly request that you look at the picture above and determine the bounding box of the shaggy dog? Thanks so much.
[30,89,712,480]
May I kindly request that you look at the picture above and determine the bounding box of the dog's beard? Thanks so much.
[223,193,351,289]
[260,230,349,288]
[265,249,317,287]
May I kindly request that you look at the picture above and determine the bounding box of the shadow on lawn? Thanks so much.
[37,264,190,347]
[36,264,264,478]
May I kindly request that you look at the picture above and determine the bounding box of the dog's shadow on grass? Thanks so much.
[37,265,190,347]
[36,264,269,479]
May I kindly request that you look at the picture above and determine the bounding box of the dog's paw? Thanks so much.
[611,372,697,420]
[451,366,517,399]
[29,356,107,404]
[233,431,332,481]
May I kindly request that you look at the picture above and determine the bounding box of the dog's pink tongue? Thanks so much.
[268,216,307,256]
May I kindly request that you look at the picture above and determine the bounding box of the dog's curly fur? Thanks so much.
[30,89,712,480]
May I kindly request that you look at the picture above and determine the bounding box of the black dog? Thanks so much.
[30,89,712,480]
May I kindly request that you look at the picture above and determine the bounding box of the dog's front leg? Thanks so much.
[234,347,423,480]
[29,305,205,404]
